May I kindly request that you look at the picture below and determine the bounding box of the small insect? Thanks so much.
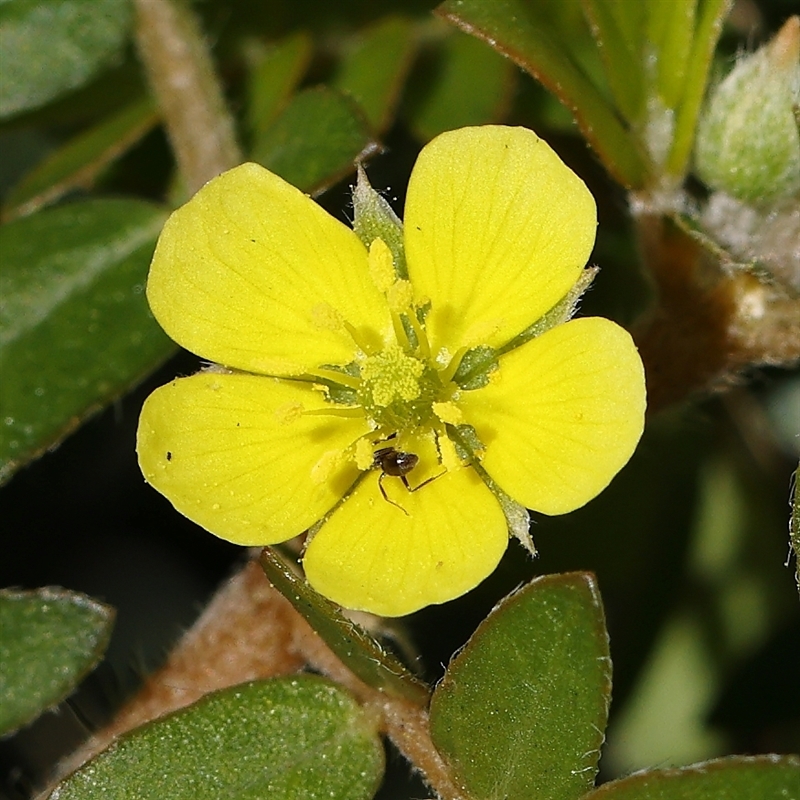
[372,444,440,514]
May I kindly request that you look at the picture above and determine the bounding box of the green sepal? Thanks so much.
[352,164,407,279]
[259,548,430,706]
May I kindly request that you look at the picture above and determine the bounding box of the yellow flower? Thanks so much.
[136,126,646,617]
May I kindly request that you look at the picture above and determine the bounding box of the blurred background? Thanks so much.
[1,1,798,797]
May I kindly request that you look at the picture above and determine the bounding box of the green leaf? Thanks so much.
[582,754,800,800]
[605,0,647,56]
[665,0,732,177]
[437,0,650,188]
[404,28,515,141]
[48,676,385,800]
[333,16,416,134]
[582,0,645,123]
[246,32,312,137]
[352,164,407,279]
[791,461,800,598]
[429,572,611,800]
[259,548,430,706]
[2,96,159,221]
[251,86,377,195]
[0,0,133,119]
[647,0,696,110]
[0,199,173,484]
[0,587,114,736]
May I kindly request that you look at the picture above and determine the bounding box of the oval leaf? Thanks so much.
[2,95,159,221]
[333,16,416,134]
[0,587,114,736]
[0,198,172,483]
[429,572,611,800]
[436,0,650,188]
[404,28,515,141]
[246,32,312,136]
[0,0,133,119]
[49,676,385,800]
[251,86,377,195]
[583,754,800,800]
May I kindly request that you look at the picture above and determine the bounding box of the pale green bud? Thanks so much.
[695,17,800,204]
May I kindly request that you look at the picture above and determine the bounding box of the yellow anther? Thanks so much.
[354,438,375,471]
[311,302,344,331]
[368,238,396,294]
[360,344,424,406]
[433,401,464,426]
[438,433,462,473]
[387,280,414,313]
[274,401,304,424]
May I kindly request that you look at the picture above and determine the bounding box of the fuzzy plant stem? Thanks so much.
[133,0,241,194]
[47,559,464,800]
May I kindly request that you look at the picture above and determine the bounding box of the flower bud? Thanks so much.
[695,17,800,204]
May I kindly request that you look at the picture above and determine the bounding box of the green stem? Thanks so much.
[133,0,242,195]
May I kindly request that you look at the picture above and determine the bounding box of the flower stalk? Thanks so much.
[133,0,241,194]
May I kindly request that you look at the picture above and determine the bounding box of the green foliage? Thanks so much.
[403,27,516,141]
[437,0,650,187]
[438,0,733,185]
[0,587,114,736]
[332,16,416,134]
[245,32,313,137]
[1,1,798,797]
[0,199,172,483]
[49,677,385,800]
[259,549,429,705]
[0,0,133,119]
[429,573,611,800]
[695,23,800,203]
[2,96,159,219]
[583,755,800,799]
[251,87,376,194]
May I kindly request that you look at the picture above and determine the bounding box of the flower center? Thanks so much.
[357,344,443,431]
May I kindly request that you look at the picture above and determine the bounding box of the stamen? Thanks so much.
[368,238,396,293]
[438,346,469,385]
[309,368,361,390]
[406,308,431,360]
[344,321,377,355]
[433,401,464,426]
[302,406,365,419]
[437,430,462,473]
[387,280,414,313]
[391,310,412,352]
[354,437,375,471]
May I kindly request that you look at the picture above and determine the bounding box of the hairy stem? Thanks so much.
[47,558,463,799]
[133,0,241,194]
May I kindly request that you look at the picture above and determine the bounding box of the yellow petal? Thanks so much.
[303,467,507,617]
[147,163,391,374]
[459,317,646,515]
[136,372,369,545]
[404,126,597,356]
